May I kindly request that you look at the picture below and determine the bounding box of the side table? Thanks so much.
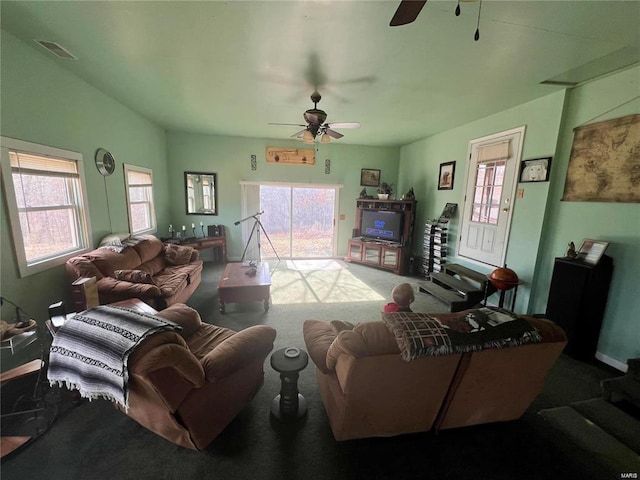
[270,347,308,421]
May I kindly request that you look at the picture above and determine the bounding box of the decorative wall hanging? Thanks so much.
[438,161,456,190]
[251,154,257,171]
[325,158,331,174]
[360,168,380,187]
[563,113,639,203]
[266,147,315,165]
[520,157,551,183]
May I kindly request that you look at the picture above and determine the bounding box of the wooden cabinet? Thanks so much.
[345,199,416,275]
[347,239,404,275]
[545,256,613,361]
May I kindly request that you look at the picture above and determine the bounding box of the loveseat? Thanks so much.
[123,302,277,449]
[66,235,202,310]
[303,310,567,441]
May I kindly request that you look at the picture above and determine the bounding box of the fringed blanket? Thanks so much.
[47,305,181,409]
[382,307,542,361]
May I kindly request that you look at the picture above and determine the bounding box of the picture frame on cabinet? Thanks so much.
[577,238,609,265]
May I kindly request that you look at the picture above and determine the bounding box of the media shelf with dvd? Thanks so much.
[346,198,417,275]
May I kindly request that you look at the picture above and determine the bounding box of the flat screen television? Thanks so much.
[360,209,403,243]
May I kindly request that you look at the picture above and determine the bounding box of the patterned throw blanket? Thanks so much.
[47,305,181,409]
[382,307,542,361]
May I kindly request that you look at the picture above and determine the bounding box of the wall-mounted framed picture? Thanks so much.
[438,161,456,190]
[577,238,609,265]
[360,168,381,187]
[520,157,552,183]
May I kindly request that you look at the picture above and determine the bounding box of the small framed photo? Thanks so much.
[520,157,551,183]
[360,168,381,187]
[577,238,609,265]
[438,161,456,190]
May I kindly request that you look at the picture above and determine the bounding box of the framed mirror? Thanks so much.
[185,172,218,215]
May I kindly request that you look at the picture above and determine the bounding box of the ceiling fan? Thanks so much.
[269,91,360,144]
[390,0,481,39]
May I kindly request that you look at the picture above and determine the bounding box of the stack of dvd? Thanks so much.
[422,221,448,276]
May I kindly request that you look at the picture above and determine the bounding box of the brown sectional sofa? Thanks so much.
[303,313,567,441]
[66,235,202,310]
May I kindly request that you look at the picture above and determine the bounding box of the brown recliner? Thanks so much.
[123,303,276,449]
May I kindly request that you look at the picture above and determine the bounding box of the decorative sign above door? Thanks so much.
[266,147,315,165]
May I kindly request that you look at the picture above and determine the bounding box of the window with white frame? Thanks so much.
[0,137,92,277]
[124,164,156,235]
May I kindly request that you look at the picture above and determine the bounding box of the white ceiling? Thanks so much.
[2,1,639,147]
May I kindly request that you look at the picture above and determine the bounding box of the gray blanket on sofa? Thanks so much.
[47,305,181,409]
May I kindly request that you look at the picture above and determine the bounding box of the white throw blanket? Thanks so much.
[47,305,181,409]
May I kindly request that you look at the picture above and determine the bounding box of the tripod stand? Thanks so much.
[235,211,280,264]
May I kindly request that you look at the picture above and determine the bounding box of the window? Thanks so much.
[124,164,156,235]
[0,137,92,277]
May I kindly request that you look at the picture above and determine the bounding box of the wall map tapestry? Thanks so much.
[266,147,315,165]
[562,114,640,203]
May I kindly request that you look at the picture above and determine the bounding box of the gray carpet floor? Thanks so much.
[1,260,622,480]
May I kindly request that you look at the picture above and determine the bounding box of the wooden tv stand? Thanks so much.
[345,198,417,276]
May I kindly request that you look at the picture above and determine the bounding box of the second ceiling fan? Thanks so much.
[269,91,360,144]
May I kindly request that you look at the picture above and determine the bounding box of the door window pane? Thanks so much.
[470,160,505,225]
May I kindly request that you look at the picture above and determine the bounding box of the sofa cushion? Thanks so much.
[114,269,156,285]
[89,247,142,277]
[382,308,543,361]
[164,244,196,266]
[132,235,164,264]
[154,272,189,298]
[138,256,167,276]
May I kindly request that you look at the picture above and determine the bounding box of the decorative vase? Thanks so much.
[377,194,389,200]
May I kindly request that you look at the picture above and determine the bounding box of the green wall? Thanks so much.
[166,132,399,259]
[531,66,640,367]
[400,66,640,368]
[0,30,169,324]
[398,91,566,314]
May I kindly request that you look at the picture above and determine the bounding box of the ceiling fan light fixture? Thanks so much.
[321,133,331,143]
[302,130,314,142]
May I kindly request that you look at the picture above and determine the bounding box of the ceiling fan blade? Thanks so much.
[269,122,306,127]
[326,122,360,129]
[390,0,427,27]
[325,128,344,139]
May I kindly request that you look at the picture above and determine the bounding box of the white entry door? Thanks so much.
[457,126,525,267]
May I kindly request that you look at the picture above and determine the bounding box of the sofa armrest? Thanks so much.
[303,320,338,374]
[200,325,276,381]
[98,276,161,298]
[129,332,205,411]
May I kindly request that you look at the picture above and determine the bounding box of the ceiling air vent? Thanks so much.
[35,40,77,60]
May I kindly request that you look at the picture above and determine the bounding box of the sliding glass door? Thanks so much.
[258,185,337,259]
